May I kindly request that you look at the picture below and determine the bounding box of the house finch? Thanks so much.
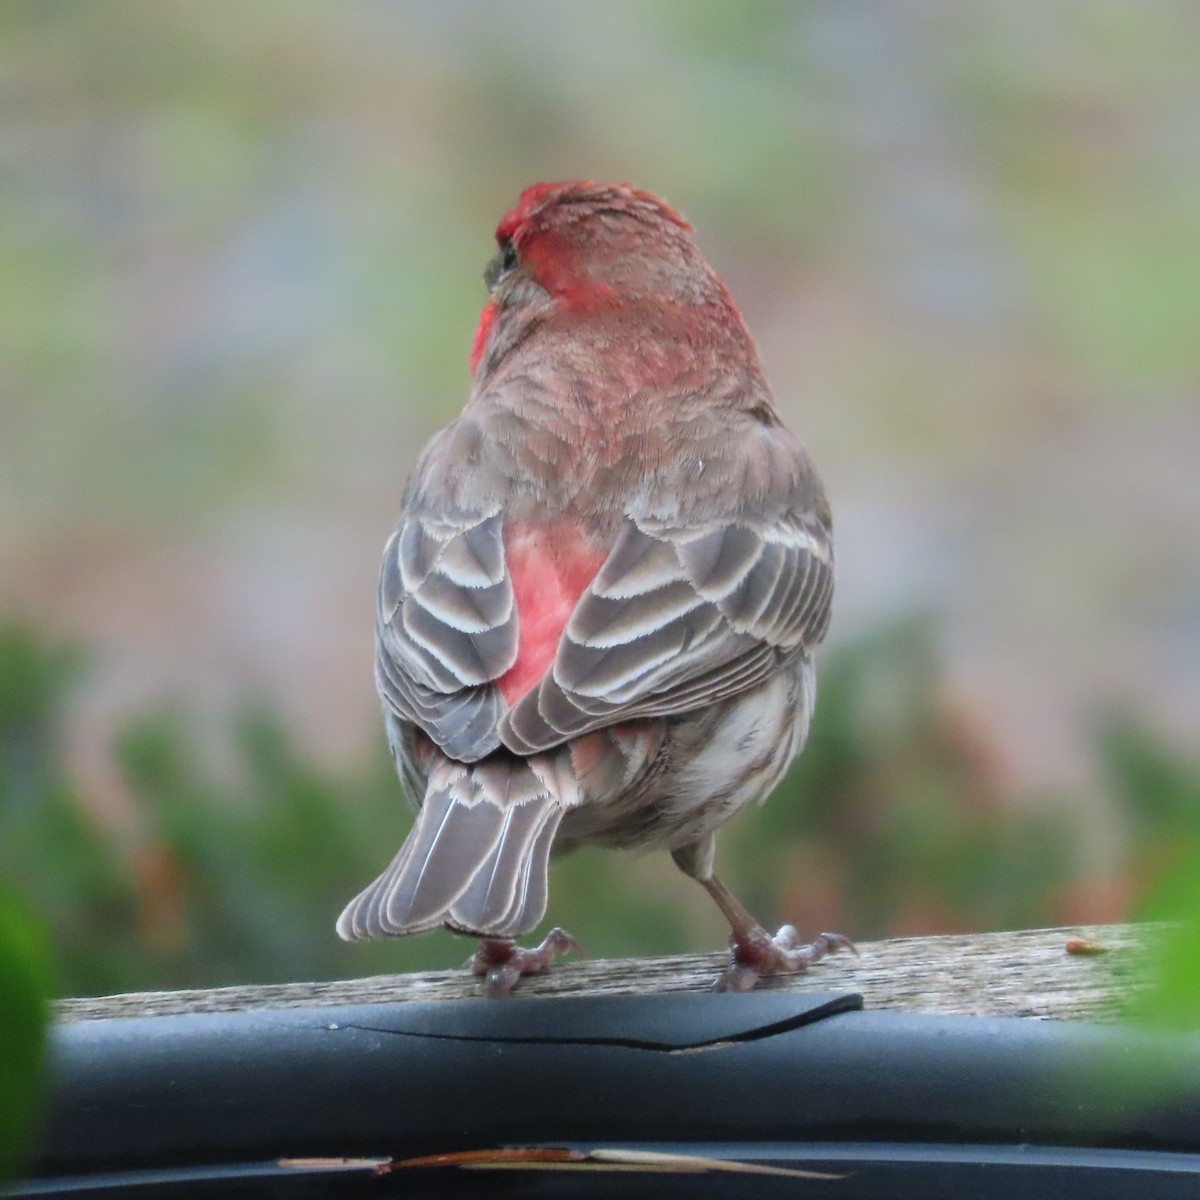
[337,181,851,995]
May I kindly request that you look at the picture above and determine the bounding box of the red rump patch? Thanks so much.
[469,299,497,375]
[497,523,607,706]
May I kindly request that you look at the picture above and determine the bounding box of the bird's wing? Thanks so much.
[375,426,519,763]
[500,432,833,755]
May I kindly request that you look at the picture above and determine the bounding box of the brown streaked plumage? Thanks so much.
[337,181,851,994]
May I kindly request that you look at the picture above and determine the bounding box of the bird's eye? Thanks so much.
[484,238,519,291]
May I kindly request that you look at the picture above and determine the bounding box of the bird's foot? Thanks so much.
[467,927,583,998]
[715,924,856,993]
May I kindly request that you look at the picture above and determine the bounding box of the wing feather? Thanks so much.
[501,507,833,755]
[676,524,764,600]
[376,508,518,761]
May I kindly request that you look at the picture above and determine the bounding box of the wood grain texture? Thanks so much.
[55,923,1157,1024]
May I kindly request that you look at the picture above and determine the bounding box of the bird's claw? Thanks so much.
[468,927,583,997]
[714,925,856,993]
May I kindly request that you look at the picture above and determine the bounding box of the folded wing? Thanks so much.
[375,507,518,762]
[500,511,833,755]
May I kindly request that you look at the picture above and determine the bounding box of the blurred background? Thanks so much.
[1,1,1198,997]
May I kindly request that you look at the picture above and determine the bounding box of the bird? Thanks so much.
[336,180,852,995]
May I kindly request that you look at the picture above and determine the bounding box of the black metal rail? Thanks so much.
[15,990,1200,1198]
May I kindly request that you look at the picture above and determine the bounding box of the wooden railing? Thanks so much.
[56,923,1151,1023]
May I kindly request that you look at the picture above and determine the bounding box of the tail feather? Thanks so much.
[384,783,507,931]
[502,801,561,935]
[447,796,561,936]
[336,753,573,941]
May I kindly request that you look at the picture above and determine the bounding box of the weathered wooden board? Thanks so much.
[56,923,1154,1024]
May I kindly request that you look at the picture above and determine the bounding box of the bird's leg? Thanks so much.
[672,838,856,993]
[701,873,856,992]
[467,927,582,998]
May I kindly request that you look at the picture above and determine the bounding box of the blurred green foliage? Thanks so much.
[0,887,51,1182]
[1102,719,1200,1030]
[3,617,1195,1003]
[0,622,469,992]
[724,617,1075,939]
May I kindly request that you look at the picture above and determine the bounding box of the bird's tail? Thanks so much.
[336,752,577,942]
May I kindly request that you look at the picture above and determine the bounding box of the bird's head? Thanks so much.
[469,181,753,380]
